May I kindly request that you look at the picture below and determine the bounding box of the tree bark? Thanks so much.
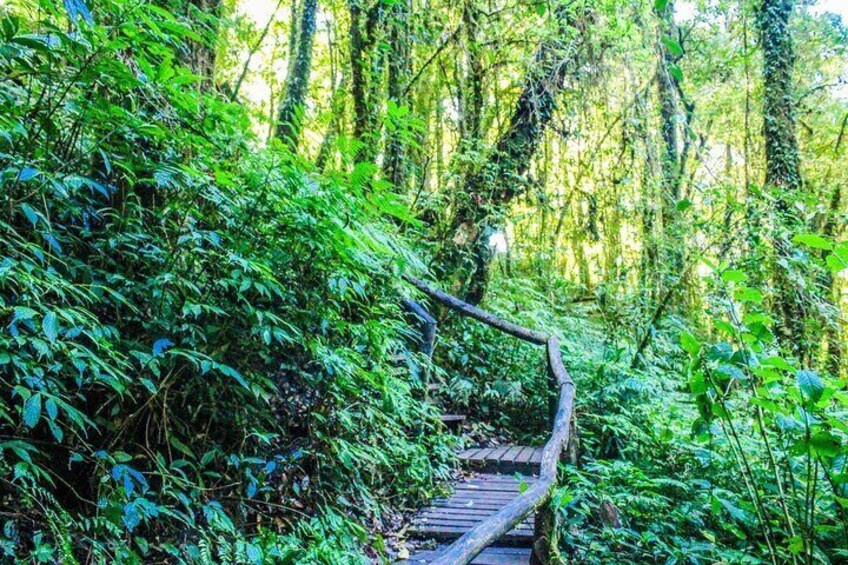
[171,0,222,89]
[655,0,691,282]
[758,0,807,359]
[656,3,681,216]
[349,0,387,163]
[276,0,319,151]
[383,0,412,187]
[462,0,484,144]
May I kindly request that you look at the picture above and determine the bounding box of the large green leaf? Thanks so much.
[796,370,824,403]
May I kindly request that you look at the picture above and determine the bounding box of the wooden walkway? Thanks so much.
[400,457,542,564]
[395,278,576,565]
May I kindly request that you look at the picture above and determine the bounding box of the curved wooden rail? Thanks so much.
[404,276,576,565]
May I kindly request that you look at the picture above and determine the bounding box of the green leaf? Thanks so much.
[721,269,747,283]
[761,356,792,371]
[792,233,831,250]
[42,312,59,342]
[17,167,38,182]
[654,0,670,12]
[13,306,38,322]
[811,431,841,457]
[668,62,684,83]
[45,398,58,420]
[825,243,848,272]
[20,203,40,227]
[680,331,701,356]
[663,38,683,58]
[734,287,763,303]
[796,370,824,403]
[826,253,848,272]
[23,394,42,428]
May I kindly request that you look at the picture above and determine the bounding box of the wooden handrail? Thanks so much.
[404,276,549,345]
[405,276,576,565]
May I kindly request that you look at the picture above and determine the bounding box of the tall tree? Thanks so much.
[655,0,695,283]
[461,0,484,144]
[383,0,412,187]
[276,0,319,150]
[656,1,682,232]
[348,0,388,163]
[437,1,589,304]
[757,0,807,358]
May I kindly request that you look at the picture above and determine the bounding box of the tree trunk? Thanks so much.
[348,0,387,163]
[172,0,222,89]
[758,0,807,359]
[655,0,688,280]
[656,4,681,218]
[462,0,484,144]
[276,0,319,151]
[436,2,588,304]
[383,0,412,188]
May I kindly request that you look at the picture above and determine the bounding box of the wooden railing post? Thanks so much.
[531,500,556,565]
[401,298,437,357]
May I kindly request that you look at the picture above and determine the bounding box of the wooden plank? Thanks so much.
[400,545,531,564]
[503,446,524,462]
[431,501,514,511]
[441,491,519,500]
[487,447,510,462]
[514,447,534,464]
[419,509,533,522]
[412,524,533,541]
[415,513,533,527]
[459,446,542,473]
[414,519,533,532]
[469,448,493,461]
[465,474,532,482]
[456,483,526,493]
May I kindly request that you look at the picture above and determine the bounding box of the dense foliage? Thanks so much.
[1,0,847,563]
[0,2,450,562]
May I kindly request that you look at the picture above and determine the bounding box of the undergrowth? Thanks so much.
[0,2,451,562]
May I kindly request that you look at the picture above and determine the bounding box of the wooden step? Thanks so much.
[400,545,531,564]
[409,473,535,545]
[458,446,543,474]
[439,414,466,432]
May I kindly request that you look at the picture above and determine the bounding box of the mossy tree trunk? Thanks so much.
[383,0,412,188]
[276,0,319,151]
[167,0,221,89]
[437,1,588,304]
[461,0,484,144]
[757,0,808,359]
[349,0,387,163]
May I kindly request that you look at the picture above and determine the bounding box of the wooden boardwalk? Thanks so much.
[399,448,544,564]
[396,278,576,565]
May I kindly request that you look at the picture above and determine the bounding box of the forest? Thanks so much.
[0,0,847,562]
